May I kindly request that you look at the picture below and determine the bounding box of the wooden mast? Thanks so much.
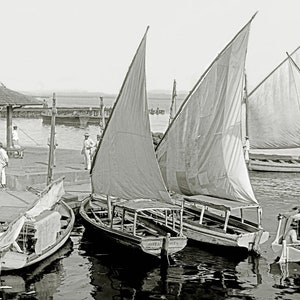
[244,72,249,138]
[169,79,177,125]
[99,96,105,135]
[47,93,57,185]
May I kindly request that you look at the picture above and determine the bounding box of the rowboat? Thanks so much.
[0,177,75,271]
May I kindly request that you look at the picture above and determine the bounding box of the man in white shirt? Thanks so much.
[81,133,95,170]
[0,142,9,189]
[243,136,250,164]
[12,125,20,148]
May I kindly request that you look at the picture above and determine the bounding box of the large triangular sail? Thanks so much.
[91,28,171,202]
[156,16,257,204]
[247,47,300,149]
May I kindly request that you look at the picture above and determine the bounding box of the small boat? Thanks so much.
[80,197,186,261]
[271,210,300,263]
[155,14,269,254]
[246,46,300,172]
[79,27,187,263]
[0,177,75,271]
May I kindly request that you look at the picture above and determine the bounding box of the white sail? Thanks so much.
[248,47,300,149]
[26,178,65,217]
[156,18,257,204]
[91,28,171,202]
[0,216,25,250]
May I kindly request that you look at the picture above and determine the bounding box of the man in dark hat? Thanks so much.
[81,133,95,170]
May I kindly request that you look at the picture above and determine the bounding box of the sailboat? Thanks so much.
[155,14,269,254]
[0,177,75,271]
[79,27,187,263]
[246,46,300,172]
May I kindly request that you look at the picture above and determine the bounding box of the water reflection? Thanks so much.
[79,233,254,300]
[270,262,300,289]
[0,239,73,300]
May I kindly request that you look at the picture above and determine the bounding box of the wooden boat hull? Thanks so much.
[249,159,300,172]
[249,152,300,172]
[41,113,109,127]
[79,197,187,259]
[1,201,75,271]
[167,198,269,253]
[183,222,269,250]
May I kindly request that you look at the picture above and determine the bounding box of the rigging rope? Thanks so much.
[13,123,41,146]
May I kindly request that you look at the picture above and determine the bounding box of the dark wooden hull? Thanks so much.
[79,197,187,261]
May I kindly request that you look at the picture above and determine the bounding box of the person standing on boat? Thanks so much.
[0,142,9,189]
[285,220,300,245]
[81,133,95,170]
[243,136,250,164]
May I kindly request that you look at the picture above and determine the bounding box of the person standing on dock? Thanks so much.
[12,125,20,148]
[243,136,250,165]
[81,133,95,170]
[0,142,9,189]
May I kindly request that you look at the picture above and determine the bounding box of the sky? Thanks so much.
[0,0,299,95]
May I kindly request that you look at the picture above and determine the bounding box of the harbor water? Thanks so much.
[0,96,300,299]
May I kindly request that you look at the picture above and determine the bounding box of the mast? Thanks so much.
[244,72,249,138]
[169,79,177,125]
[47,93,56,185]
[99,96,105,135]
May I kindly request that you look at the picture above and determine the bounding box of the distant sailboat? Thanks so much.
[79,27,187,263]
[155,14,269,254]
[247,46,300,172]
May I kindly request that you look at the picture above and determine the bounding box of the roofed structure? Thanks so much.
[0,83,43,107]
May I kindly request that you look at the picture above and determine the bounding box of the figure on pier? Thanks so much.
[0,142,8,189]
[81,133,95,170]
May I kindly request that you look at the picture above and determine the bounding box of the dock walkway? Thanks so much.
[1,146,92,215]
[6,146,90,191]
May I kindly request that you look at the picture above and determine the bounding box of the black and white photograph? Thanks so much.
[0,1,300,299]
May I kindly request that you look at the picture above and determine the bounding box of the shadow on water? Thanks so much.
[0,239,73,300]
[79,228,257,300]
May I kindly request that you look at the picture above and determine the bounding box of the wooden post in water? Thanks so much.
[47,93,57,185]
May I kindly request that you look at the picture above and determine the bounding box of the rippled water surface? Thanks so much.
[0,110,300,299]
